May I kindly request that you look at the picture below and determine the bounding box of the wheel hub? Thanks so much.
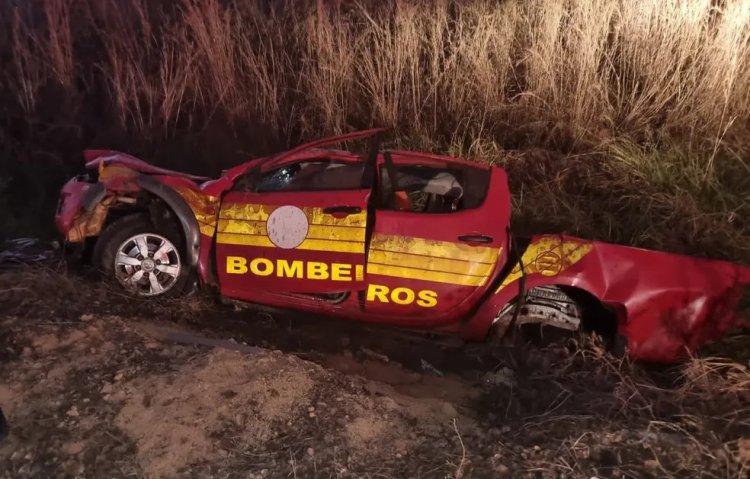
[141,258,156,272]
[113,233,181,296]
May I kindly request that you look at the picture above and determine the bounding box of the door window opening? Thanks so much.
[234,160,365,193]
[379,164,489,213]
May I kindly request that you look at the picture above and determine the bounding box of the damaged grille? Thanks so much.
[495,285,583,334]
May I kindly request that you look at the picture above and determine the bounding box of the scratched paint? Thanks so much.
[367,233,501,286]
[173,186,220,237]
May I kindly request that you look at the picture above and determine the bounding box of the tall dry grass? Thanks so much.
[4,0,750,154]
[1,0,749,256]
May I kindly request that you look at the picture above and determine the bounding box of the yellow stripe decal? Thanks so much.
[220,203,367,227]
[367,263,486,287]
[215,205,503,285]
[175,187,219,213]
[174,186,219,238]
[496,237,593,293]
[370,233,499,263]
[194,212,219,226]
[368,250,495,277]
[198,222,215,237]
[217,232,365,254]
[218,219,365,242]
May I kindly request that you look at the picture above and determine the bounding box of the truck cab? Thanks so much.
[213,145,511,330]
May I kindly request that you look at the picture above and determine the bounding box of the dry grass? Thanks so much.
[1,0,749,259]
[476,332,750,477]
[4,0,750,151]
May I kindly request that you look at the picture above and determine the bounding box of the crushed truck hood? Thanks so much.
[84,150,211,182]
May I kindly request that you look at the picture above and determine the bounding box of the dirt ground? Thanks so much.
[1,267,750,478]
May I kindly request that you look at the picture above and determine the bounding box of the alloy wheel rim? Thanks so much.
[113,233,181,296]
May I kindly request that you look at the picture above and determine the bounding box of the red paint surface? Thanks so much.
[463,235,750,362]
[55,179,89,234]
[362,166,510,324]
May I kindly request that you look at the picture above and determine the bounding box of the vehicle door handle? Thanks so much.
[458,234,493,244]
[322,205,362,218]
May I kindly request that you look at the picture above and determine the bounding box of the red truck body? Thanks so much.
[55,129,750,362]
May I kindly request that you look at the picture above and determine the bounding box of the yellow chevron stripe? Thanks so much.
[174,186,219,237]
[370,233,499,263]
[174,186,219,213]
[367,250,495,277]
[217,232,364,254]
[367,263,486,287]
[217,219,365,242]
[220,203,367,227]
[496,237,593,293]
[217,219,266,235]
[198,222,215,237]
[194,211,218,226]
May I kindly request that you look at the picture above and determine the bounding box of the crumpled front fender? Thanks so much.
[55,163,219,281]
[465,234,750,362]
[136,176,202,270]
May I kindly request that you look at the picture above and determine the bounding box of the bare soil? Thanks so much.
[1,267,749,478]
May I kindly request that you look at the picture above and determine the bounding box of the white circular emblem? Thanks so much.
[267,205,309,249]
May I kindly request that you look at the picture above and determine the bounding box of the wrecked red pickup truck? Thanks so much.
[55,129,750,362]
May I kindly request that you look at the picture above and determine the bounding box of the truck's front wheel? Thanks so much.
[93,214,189,297]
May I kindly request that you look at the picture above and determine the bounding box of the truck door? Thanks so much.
[364,152,510,323]
[215,157,369,304]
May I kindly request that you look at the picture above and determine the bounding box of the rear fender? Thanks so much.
[463,234,750,362]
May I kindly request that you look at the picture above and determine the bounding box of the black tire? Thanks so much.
[92,213,190,297]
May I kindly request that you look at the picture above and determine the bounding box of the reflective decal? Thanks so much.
[217,219,366,242]
[367,263,487,286]
[217,203,366,254]
[496,237,593,292]
[367,233,500,286]
[226,256,363,281]
[218,233,365,253]
[220,203,367,227]
[534,251,563,276]
[368,250,495,276]
[173,187,220,237]
[266,205,309,249]
[370,234,498,262]
[366,284,438,307]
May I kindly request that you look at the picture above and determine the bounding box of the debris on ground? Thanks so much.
[360,347,389,363]
[420,358,444,376]
[0,238,59,269]
[482,367,517,387]
[1,268,750,478]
